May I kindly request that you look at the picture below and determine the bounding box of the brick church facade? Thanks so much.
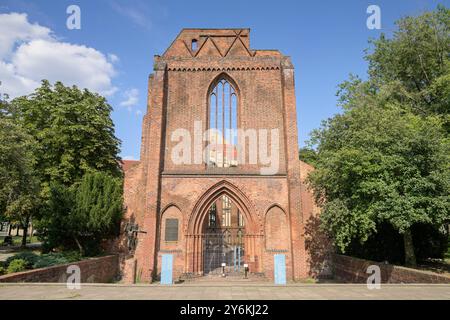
[119,29,320,283]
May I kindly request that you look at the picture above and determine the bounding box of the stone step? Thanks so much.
[178,273,270,283]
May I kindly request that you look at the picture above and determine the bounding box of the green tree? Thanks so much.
[367,5,449,112]
[308,7,450,266]
[299,147,318,166]
[38,172,123,255]
[340,6,450,124]
[0,117,41,246]
[10,80,122,195]
[36,182,75,252]
[309,102,449,266]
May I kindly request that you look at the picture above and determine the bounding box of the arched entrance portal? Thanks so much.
[185,181,262,277]
[203,195,245,274]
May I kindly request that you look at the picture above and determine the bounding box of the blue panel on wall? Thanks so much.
[161,254,173,285]
[274,254,286,285]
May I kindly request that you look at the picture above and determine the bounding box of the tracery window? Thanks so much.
[208,77,238,168]
[222,195,232,227]
[238,210,245,227]
[208,203,217,227]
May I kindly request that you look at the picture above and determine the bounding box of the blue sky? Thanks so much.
[0,0,447,160]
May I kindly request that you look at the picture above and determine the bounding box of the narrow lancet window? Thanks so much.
[208,78,238,167]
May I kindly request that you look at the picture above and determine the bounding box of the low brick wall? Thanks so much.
[0,255,119,283]
[333,254,450,284]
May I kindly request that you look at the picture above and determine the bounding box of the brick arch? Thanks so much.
[264,204,290,251]
[160,202,183,216]
[205,72,241,138]
[205,72,241,101]
[264,203,287,217]
[159,205,183,242]
[187,180,259,235]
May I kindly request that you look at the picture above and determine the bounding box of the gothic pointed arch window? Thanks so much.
[222,195,232,227]
[208,203,217,227]
[208,76,238,168]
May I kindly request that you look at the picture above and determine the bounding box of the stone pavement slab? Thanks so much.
[0,283,449,300]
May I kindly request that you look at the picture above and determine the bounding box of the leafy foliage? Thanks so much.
[366,5,450,117]
[7,259,27,273]
[310,101,449,264]
[10,80,122,195]
[5,251,39,268]
[32,252,81,269]
[299,147,318,166]
[0,116,41,245]
[308,7,450,266]
[1,80,123,251]
[38,172,123,255]
[3,251,83,271]
[338,6,450,128]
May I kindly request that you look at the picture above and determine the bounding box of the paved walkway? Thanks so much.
[0,283,449,300]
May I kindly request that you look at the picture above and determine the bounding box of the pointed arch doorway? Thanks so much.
[185,181,262,277]
[202,194,245,275]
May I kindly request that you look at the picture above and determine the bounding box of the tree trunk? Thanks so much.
[74,236,84,256]
[8,223,12,236]
[15,225,19,236]
[403,228,416,267]
[21,216,30,247]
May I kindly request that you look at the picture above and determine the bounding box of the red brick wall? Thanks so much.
[119,29,320,283]
[157,205,184,279]
[333,254,450,284]
[263,206,292,279]
[0,255,119,283]
[163,68,286,174]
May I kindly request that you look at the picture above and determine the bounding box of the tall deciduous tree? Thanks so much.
[308,6,450,266]
[10,80,122,195]
[309,103,449,266]
[366,5,449,117]
[341,5,450,125]
[0,117,41,246]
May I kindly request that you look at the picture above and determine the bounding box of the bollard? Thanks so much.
[221,262,226,277]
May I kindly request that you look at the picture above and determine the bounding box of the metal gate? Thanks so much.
[203,232,245,275]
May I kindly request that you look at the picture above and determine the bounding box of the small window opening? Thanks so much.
[191,39,198,51]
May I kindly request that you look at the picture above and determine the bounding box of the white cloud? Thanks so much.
[122,155,137,160]
[120,88,139,109]
[0,12,52,59]
[0,12,118,98]
[108,53,119,63]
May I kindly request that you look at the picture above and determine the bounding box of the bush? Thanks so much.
[61,251,82,263]
[32,253,69,269]
[5,252,39,269]
[1,251,84,271]
[38,172,123,255]
[0,266,5,275]
[7,259,27,273]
